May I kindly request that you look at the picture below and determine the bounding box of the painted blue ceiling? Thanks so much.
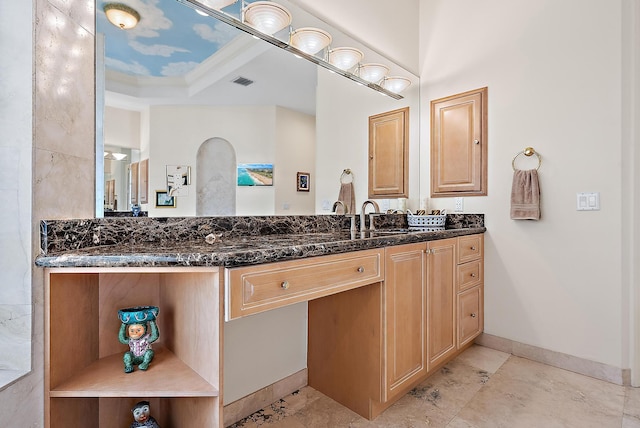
[97,0,244,77]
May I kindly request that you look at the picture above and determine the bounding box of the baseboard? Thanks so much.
[476,333,630,386]
[223,369,307,427]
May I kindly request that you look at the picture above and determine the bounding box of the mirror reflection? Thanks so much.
[97,0,419,217]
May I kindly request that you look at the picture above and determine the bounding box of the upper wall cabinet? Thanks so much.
[430,87,487,197]
[368,107,410,198]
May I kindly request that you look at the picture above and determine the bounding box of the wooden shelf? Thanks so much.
[51,346,218,398]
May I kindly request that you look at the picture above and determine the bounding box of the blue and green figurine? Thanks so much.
[118,306,160,373]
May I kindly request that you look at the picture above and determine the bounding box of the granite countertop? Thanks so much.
[35,214,485,268]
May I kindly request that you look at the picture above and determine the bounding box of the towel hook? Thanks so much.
[340,168,353,183]
[512,147,541,171]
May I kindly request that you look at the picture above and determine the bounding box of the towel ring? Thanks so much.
[512,147,541,171]
[340,168,353,183]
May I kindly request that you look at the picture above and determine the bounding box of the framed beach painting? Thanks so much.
[237,163,274,186]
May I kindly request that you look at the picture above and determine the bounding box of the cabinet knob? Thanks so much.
[281,281,290,290]
[357,266,365,273]
[470,246,476,251]
[473,139,480,145]
[470,273,477,278]
[470,313,477,318]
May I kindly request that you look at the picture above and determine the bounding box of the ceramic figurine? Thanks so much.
[118,306,160,373]
[130,400,161,428]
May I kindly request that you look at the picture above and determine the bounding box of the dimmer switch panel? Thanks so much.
[576,192,600,211]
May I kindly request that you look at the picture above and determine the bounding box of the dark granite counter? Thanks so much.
[35,214,485,268]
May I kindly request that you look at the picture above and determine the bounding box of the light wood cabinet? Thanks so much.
[226,249,383,320]
[430,87,487,197]
[456,234,484,348]
[368,107,409,198]
[383,243,427,402]
[44,268,222,428]
[426,238,457,370]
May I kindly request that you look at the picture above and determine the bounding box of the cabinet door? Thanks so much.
[368,107,409,198]
[430,87,487,197]
[458,286,483,348]
[384,243,427,401]
[427,238,457,370]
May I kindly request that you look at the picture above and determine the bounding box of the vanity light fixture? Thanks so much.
[243,1,292,35]
[290,27,332,55]
[382,76,412,94]
[358,63,390,84]
[178,0,407,99]
[328,47,364,71]
[103,3,140,30]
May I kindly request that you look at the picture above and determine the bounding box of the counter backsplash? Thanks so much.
[39,214,484,255]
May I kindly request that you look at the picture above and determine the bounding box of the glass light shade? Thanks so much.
[290,27,332,55]
[328,47,363,71]
[199,0,238,10]
[103,3,140,30]
[358,63,390,84]
[243,1,292,35]
[383,76,411,94]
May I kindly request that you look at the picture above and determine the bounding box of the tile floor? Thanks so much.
[229,345,640,428]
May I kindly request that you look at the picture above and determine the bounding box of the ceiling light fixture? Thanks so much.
[290,27,332,55]
[328,47,364,71]
[243,1,292,36]
[383,76,412,94]
[103,3,140,30]
[358,63,390,84]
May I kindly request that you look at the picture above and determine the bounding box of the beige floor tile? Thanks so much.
[626,387,640,419]
[455,356,625,428]
[228,348,630,428]
[455,344,510,374]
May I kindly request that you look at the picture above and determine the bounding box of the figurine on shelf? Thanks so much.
[118,306,160,373]
[130,401,161,428]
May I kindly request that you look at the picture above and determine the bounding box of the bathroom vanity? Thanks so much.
[36,214,485,427]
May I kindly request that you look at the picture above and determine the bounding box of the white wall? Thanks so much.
[146,105,313,217]
[275,107,316,215]
[420,0,627,370]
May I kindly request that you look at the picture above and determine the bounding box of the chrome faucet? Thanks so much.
[331,200,348,214]
[332,200,357,232]
[360,200,380,232]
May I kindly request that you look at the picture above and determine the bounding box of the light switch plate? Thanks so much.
[454,197,464,212]
[576,192,600,211]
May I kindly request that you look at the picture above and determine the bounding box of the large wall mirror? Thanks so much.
[96,0,420,217]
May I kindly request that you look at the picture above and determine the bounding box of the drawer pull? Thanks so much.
[470,246,476,251]
[357,266,365,273]
[281,281,290,290]
[470,313,477,318]
[470,273,477,278]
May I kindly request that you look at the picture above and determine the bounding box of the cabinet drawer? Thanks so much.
[457,234,483,264]
[458,286,483,348]
[225,249,384,320]
[457,260,483,292]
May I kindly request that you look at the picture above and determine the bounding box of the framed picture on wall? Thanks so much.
[155,190,176,208]
[166,165,191,197]
[297,172,310,192]
[237,163,274,186]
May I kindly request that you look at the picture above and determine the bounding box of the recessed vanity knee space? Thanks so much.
[37,214,485,427]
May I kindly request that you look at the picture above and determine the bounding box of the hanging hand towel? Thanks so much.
[510,169,541,220]
[337,182,356,215]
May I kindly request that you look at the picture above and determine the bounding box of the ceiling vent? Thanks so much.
[232,76,254,87]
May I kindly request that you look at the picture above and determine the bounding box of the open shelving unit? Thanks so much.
[44,267,222,428]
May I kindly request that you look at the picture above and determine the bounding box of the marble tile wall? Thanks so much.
[0,1,95,427]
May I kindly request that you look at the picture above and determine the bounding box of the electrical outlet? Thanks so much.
[454,197,464,212]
